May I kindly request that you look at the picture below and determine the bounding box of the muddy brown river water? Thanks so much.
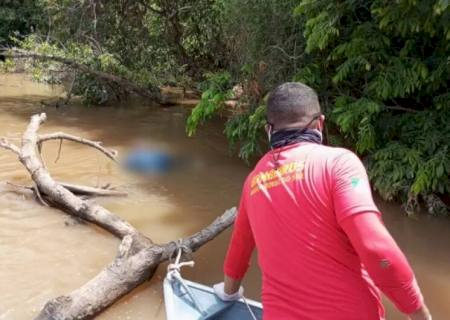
[0,74,449,320]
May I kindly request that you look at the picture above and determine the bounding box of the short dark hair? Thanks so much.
[267,82,321,129]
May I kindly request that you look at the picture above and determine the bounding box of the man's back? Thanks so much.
[219,82,428,320]
[226,142,384,319]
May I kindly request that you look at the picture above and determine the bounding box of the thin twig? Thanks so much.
[37,141,48,170]
[0,138,20,155]
[6,181,126,197]
[59,182,128,197]
[5,181,49,205]
[33,183,50,207]
[265,45,304,60]
[6,181,32,190]
[38,132,118,162]
[385,105,418,113]
[55,138,63,163]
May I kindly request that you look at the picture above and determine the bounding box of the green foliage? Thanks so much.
[0,0,43,45]
[18,36,111,104]
[369,111,450,202]
[188,0,303,162]
[18,34,150,104]
[186,72,232,136]
[332,97,381,153]
[0,58,16,73]
[224,105,267,161]
[4,0,226,103]
[292,0,450,212]
[221,0,303,89]
[371,144,449,200]
[294,5,339,53]
[188,0,449,213]
[187,70,267,162]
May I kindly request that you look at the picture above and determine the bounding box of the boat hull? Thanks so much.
[164,277,263,320]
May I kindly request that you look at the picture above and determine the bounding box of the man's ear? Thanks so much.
[317,114,326,131]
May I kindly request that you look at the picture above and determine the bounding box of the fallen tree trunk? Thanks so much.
[0,48,162,102]
[35,209,236,320]
[0,113,236,320]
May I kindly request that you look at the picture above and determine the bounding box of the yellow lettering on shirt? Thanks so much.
[250,161,305,196]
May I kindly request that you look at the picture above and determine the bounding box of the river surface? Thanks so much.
[0,74,449,320]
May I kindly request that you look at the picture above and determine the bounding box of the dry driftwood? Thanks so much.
[58,182,128,197]
[0,48,162,102]
[38,132,119,162]
[2,181,128,198]
[0,113,236,320]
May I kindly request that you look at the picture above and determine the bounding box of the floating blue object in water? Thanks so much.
[124,149,174,174]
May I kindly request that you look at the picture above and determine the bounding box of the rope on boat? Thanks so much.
[242,296,258,320]
[167,240,207,316]
[167,240,258,320]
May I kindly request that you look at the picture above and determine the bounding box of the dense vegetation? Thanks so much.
[0,0,43,46]
[1,0,448,214]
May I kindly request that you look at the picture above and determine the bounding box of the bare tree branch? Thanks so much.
[160,207,237,259]
[385,105,418,113]
[33,182,50,206]
[2,181,128,198]
[0,138,20,155]
[38,132,118,162]
[58,181,128,197]
[54,138,63,163]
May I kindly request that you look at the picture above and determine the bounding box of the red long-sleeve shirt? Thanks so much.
[224,142,423,319]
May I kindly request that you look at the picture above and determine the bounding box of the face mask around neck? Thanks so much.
[269,127,323,149]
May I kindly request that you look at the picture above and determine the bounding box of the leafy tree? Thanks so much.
[0,0,44,46]
[292,0,449,213]
[4,0,226,103]
[188,0,303,161]
[188,0,449,214]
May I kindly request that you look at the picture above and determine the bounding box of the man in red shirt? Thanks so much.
[214,83,431,320]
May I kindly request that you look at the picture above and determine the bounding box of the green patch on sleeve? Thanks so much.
[351,177,361,188]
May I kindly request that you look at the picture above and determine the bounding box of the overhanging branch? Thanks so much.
[1,48,162,101]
